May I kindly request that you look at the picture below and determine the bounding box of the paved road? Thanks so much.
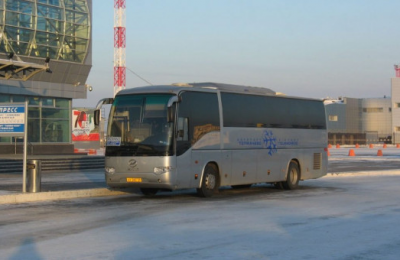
[328,147,400,173]
[1,170,400,259]
[328,158,400,172]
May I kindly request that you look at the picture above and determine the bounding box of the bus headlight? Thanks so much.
[105,167,116,174]
[154,166,172,175]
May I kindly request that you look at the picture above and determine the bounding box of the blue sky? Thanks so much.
[75,0,400,107]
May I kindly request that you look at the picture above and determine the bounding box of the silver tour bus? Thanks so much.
[96,82,328,197]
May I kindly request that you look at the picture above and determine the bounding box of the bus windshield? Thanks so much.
[106,94,175,156]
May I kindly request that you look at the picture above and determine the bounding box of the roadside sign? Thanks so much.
[0,102,28,192]
[0,104,26,136]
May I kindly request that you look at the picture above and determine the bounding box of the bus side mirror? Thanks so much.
[94,109,100,126]
[94,97,113,126]
[167,96,179,123]
[167,106,176,123]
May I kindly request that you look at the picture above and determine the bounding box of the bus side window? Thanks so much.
[177,117,189,141]
[176,91,220,156]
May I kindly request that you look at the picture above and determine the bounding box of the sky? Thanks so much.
[74,0,400,107]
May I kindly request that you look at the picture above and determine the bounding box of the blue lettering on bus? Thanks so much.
[236,131,300,156]
[263,130,277,156]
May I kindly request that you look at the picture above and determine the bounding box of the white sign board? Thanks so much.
[0,104,26,136]
[0,102,28,192]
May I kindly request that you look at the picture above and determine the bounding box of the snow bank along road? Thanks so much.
[1,163,400,259]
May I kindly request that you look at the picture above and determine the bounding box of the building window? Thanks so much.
[0,95,10,103]
[42,98,54,106]
[362,107,383,113]
[28,97,40,105]
[0,0,90,63]
[0,95,71,143]
[329,115,338,121]
[12,96,26,102]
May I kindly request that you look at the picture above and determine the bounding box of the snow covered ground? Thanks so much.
[1,147,400,260]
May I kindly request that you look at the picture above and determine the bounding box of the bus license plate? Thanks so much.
[127,178,142,183]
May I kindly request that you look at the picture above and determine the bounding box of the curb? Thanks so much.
[324,170,400,178]
[0,188,132,205]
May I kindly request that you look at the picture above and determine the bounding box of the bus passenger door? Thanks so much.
[176,151,193,189]
[176,117,192,189]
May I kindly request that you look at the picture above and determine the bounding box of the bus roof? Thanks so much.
[117,82,276,96]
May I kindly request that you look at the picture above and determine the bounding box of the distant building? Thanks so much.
[0,0,92,154]
[392,76,400,143]
[325,95,393,145]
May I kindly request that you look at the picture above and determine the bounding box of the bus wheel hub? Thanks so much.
[206,174,216,189]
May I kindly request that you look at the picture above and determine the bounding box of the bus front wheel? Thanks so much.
[197,164,219,197]
[282,161,300,190]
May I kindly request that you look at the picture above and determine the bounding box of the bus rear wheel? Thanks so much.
[140,188,159,196]
[197,164,219,197]
[282,161,300,190]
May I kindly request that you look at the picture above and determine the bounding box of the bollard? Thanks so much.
[355,144,360,148]
[383,143,387,149]
[336,144,340,148]
[328,144,332,149]
[397,144,400,149]
[325,148,331,157]
[377,150,383,157]
[348,149,355,157]
[369,144,374,148]
[27,160,41,193]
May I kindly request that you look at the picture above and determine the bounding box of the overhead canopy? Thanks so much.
[0,58,50,81]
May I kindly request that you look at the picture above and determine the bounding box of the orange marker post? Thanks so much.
[355,144,360,148]
[326,149,331,157]
[348,149,355,157]
[369,144,374,149]
[336,144,340,149]
[377,150,383,156]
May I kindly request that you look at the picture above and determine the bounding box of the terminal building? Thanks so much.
[0,0,92,154]
[325,67,400,145]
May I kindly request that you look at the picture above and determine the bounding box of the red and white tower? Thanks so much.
[114,0,126,96]
[395,65,400,78]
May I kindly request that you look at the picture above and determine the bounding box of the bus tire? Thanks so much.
[231,184,252,189]
[140,188,158,196]
[197,164,219,197]
[282,161,300,190]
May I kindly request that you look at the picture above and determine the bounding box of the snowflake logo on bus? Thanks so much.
[263,130,277,156]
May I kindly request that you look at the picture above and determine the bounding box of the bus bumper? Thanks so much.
[105,170,177,190]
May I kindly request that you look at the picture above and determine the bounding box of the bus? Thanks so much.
[96,82,328,197]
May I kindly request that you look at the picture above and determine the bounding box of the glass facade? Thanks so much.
[0,0,90,63]
[0,95,71,143]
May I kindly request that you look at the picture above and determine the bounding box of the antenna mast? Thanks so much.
[114,0,126,96]
[395,65,400,78]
